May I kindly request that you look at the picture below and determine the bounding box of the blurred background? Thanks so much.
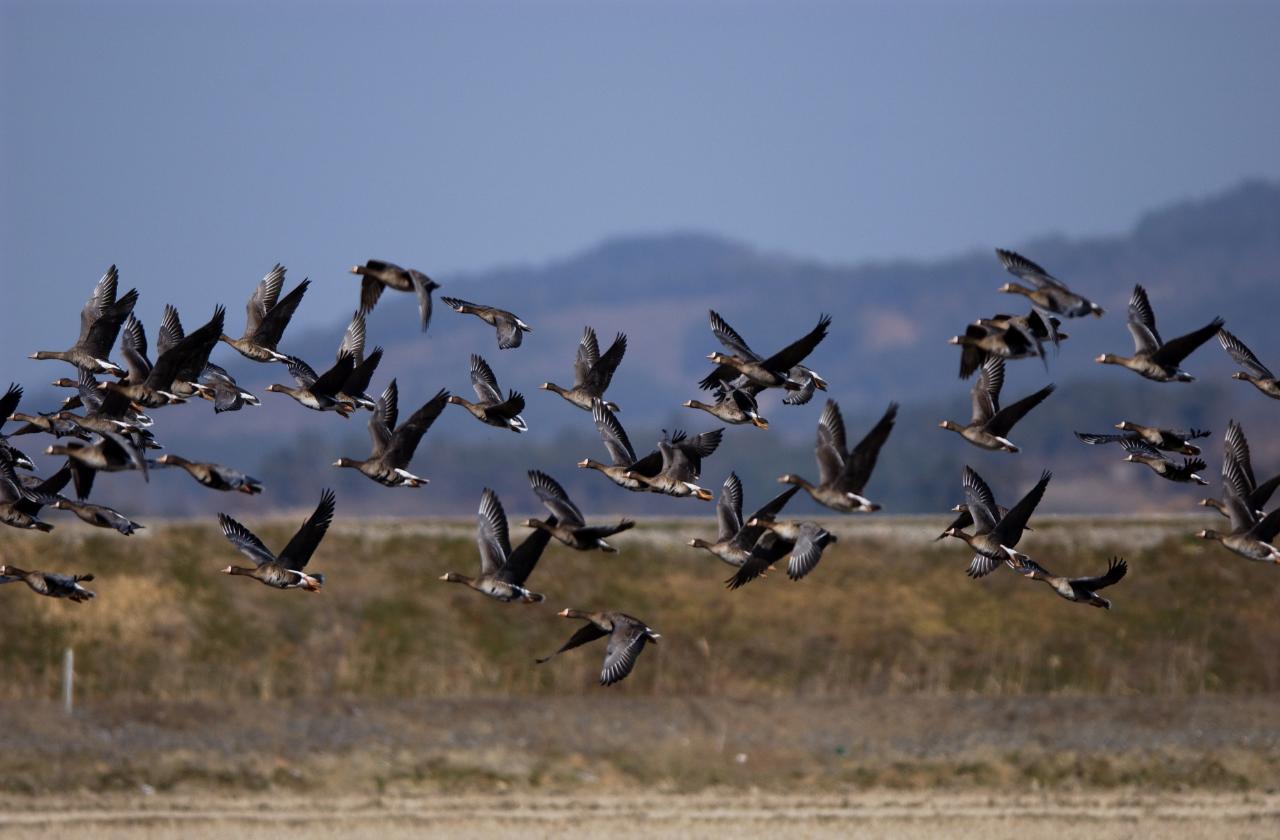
[3,0,1280,818]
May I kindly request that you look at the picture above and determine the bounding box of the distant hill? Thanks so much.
[17,179,1280,517]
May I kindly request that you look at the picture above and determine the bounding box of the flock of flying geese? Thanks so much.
[1,250,1277,685]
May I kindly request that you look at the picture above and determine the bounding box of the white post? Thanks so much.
[62,648,74,715]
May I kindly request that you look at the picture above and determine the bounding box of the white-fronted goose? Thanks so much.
[975,310,1069,359]
[935,502,1023,542]
[439,296,532,349]
[217,489,335,591]
[1075,422,1210,456]
[448,355,527,432]
[1218,328,1280,400]
[1120,439,1208,485]
[332,311,383,410]
[683,385,768,429]
[56,370,152,430]
[1200,421,1280,521]
[1196,457,1280,563]
[439,488,552,603]
[334,381,449,487]
[29,266,137,376]
[703,313,831,392]
[266,354,357,416]
[524,470,634,552]
[780,401,897,513]
[46,429,148,499]
[943,466,1050,578]
[220,264,309,362]
[939,357,1054,452]
[947,318,1044,376]
[158,304,259,411]
[744,518,837,582]
[688,473,799,566]
[350,259,440,331]
[536,609,659,686]
[0,461,59,532]
[0,565,94,602]
[624,428,723,500]
[723,530,797,590]
[102,308,226,408]
[995,249,1104,318]
[0,385,37,471]
[542,327,626,411]
[51,497,143,535]
[577,399,667,491]
[155,454,263,494]
[700,310,828,403]
[1007,555,1127,609]
[1096,285,1223,382]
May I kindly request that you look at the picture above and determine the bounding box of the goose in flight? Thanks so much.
[537,609,660,686]
[217,489,335,591]
[779,401,896,512]
[349,259,440,331]
[1095,285,1223,382]
[438,488,554,603]
[938,357,1055,452]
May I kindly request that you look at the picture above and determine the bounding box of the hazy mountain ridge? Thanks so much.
[13,179,1280,517]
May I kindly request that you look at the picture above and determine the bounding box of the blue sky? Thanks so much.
[3,0,1279,360]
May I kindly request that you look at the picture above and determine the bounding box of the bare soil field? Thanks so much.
[1,791,1278,839]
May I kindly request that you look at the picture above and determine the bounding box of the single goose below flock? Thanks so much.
[780,400,896,513]
[938,357,1055,452]
[439,296,532,349]
[217,489,335,591]
[541,327,626,412]
[439,488,553,603]
[349,259,440,331]
[742,517,837,582]
[537,609,660,686]
[155,454,263,494]
[448,354,527,432]
[525,469,635,552]
[1096,284,1223,382]
[0,565,94,602]
[220,264,309,362]
[1007,555,1127,609]
[334,381,450,487]
[51,497,143,535]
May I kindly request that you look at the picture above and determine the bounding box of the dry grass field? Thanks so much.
[2,515,1278,835]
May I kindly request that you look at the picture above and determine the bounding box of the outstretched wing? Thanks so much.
[582,332,626,395]
[1150,317,1225,368]
[385,389,450,467]
[996,248,1065,290]
[761,314,831,373]
[708,310,760,360]
[469,354,503,404]
[536,622,608,664]
[277,489,335,571]
[1073,556,1128,592]
[497,515,555,586]
[961,466,999,534]
[476,488,511,575]
[1218,328,1273,380]
[991,471,1051,548]
[986,383,1055,438]
[528,470,586,527]
[573,326,601,388]
[840,403,897,493]
[368,379,398,457]
[715,472,744,542]
[218,513,276,567]
[592,399,637,466]
[1074,431,1136,446]
[1126,284,1162,353]
[970,357,1003,424]
[244,264,285,336]
[601,619,651,685]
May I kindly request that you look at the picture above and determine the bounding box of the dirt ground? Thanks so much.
[0,792,1277,839]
